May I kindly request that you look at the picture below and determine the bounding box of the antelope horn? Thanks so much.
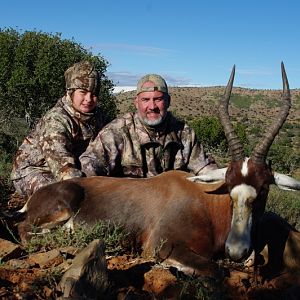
[252,62,291,164]
[218,65,245,161]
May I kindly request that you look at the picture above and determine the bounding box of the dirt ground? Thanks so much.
[1,249,299,299]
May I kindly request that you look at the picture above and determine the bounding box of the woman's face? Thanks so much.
[72,89,98,113]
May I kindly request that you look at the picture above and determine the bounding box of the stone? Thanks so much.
[143,267,177,297]
[29,248,62,268]
[57,239,110,299]
[0,238,22,261]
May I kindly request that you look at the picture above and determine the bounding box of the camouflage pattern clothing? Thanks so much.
[11,95,105,197]
[80,112,217,178]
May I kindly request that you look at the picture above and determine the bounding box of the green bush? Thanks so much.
[268,140,300,174]
[294,95,300,108]
[249,125,261,136]
[234,122,250,156]
[0,133,18,190]
[230,94,252,109]
[190,116,227,151]
[190,116,249,157]
[0,132,18,158]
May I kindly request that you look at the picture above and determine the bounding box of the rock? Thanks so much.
[43,285,54,298]
[29,248,63,268]
[59,246,80,258]
[56,259,73,273]
[143,267,178,297]
[0,238,22,261]
[5,258,35,269]
[0,267,46,284]
[57,239,109,299]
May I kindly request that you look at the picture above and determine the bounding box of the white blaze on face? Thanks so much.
[230,184,257,231]
[241,157,250,177]
[225,183,257,261]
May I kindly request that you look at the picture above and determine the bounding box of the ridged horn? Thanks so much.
[252,62,291,164]
[218,65,245,161]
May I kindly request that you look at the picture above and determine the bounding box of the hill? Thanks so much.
[115,86,300,124]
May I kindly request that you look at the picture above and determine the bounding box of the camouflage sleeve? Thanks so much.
[38,113,83,180]
[80,124,123,177]
[182,126,218,175]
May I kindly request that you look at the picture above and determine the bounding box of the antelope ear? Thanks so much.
[205,182,228,195]
[273,172,300,191]
[187,168,227,183]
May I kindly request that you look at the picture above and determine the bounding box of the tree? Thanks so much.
[234,122,250,156]
[190,116,227,151]
[190,116,249,156]
[0,28,116,127]
[268,139,300,174]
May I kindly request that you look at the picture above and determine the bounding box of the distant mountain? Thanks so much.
[113,86,136,94]
[115,86,300,125]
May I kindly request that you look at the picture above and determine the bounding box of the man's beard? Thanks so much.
[142,115,164,126]
[139,110,169,127]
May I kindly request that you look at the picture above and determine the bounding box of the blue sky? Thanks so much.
[1,0,300,90]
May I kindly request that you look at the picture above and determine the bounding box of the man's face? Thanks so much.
[134,82,169,126]
[72,89,98,113]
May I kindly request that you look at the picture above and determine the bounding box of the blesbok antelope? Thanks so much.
[17,63,300,277]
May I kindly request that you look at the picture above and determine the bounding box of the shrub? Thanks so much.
[190,116,249,157]
[230,94,252,109]
[268,141,300,174]
[190,116,227,151]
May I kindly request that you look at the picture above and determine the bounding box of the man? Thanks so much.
[80,74,217,178]
[11,61,106,197]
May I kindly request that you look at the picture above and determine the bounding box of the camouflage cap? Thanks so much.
[136,74,168,95]
[64,61,100,96]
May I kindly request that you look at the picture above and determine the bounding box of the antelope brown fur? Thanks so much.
[19,171,231,276]
[17,63,300,277]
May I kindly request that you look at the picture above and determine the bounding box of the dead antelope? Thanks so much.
[17,63,300,277]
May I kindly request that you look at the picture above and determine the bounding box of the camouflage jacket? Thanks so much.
[80,112,217,178]
[11,96,105,181]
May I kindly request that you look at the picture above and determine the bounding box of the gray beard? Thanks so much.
[142,116,163,126]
